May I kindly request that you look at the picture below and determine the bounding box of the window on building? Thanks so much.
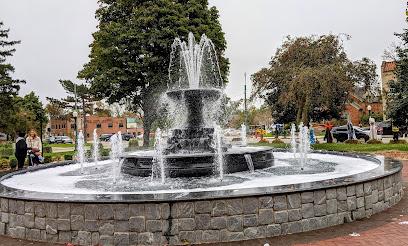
[119,122,124,128]
[96,123,101,128]
[108,123,113,128]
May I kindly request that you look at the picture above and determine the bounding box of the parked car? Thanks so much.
[54,136,63,143]
[60,136,73,144]
[99,134,113,142]
[376,121,393,136]
[121,133,134,141]
[46,136,56,144]
[331,126,369,142]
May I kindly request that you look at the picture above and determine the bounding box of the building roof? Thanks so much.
[381,61,396,73]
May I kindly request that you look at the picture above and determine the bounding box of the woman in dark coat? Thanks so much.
[15,132,28,170]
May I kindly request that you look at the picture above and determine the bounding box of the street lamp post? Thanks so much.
[73,111,78,151]
[367,105,372,118]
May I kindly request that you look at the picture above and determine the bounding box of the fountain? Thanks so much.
[121,33,274,177]
[0,33,404,246]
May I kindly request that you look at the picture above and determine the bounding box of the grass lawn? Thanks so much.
[45,143,92,148]
[253,142,408,153]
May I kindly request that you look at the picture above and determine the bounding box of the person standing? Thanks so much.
[14,132,27,170]
[26,129,42,166]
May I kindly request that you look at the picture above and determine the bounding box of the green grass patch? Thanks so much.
[252,142,408,153]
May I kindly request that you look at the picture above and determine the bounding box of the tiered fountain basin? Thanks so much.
[122,146,273,177]
[0,150,403,246]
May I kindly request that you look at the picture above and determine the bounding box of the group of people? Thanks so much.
[14,129,43,170]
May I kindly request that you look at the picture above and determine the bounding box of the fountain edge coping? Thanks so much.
[0,150,402,203]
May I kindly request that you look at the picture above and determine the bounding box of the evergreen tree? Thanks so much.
[388,22,408,126]
[0,21,25,136]
[78,0,229,146]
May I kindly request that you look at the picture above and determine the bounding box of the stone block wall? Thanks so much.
[0,171,403,245]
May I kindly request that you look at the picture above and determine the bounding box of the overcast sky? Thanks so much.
[0,0,406,105]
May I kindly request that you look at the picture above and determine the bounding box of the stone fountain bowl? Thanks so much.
[121,146,274,177]
[0,150,403,246]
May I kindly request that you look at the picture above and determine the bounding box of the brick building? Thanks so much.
[344,93,382,125]
[49,115,143,140]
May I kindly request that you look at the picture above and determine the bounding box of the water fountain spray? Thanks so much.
[152,128,166,184]
[241,124,247,146]
[110,133,120,183]
[290,123,297,159]
[77,131,86,174]
[92,129,99,166]
[214,125,224,180]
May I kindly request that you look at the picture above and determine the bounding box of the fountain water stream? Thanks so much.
[92,129,99,166]
[152,128,166,184]
[77,131,85,174]
[241,124,247,146]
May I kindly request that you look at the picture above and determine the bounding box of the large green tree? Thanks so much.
[78,0,229,146]
[252,35,376,124]
[0,21,25,136]
[388,21,408,126]
[14,92,48,135]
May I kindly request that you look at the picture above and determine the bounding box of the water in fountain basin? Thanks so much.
[77,131,86,174]
[241,124,247,146]
[152,128,166,184]
[244,154,255,173]
[92,129,99,166]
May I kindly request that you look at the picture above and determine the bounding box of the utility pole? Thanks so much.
[244,72,248,132]
[74,84,78,151]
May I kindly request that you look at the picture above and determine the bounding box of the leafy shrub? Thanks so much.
[367,139,382,144]
[389,139,407,144]
[43,156,52,163]
[128,139,139,148]
[64,154,73,161]
[0,147,13,157]
[51,156,63,162]
[9,158,17,169]
[271,138,283,144]
[0,159,10,169]
[344,139,360,144]
[43,146,52,154]
[101,149,110,157]
[258,138,269,143]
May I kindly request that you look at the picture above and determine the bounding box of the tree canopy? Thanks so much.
[0,21,25,135]
[388,20,408,126]
[252,34,377,124]
[78,0,229,145]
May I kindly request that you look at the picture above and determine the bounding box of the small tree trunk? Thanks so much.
[296,103,303,123]
[301,97,311,125]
